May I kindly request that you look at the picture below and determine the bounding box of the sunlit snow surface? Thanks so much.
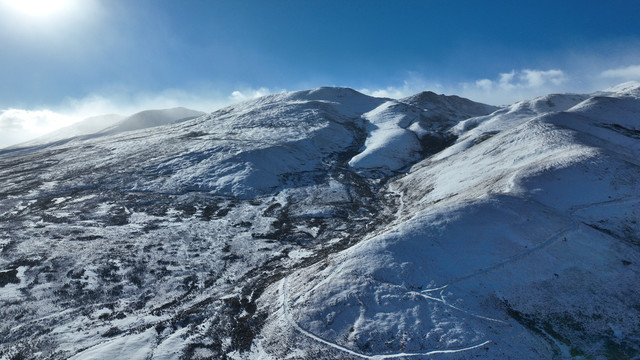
[1,84,639,359]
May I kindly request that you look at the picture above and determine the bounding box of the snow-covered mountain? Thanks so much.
[11,114,125,148]
[0,84,638,359]
[10,107,205,150]
[98,107,205,135]
[401,90,499,121]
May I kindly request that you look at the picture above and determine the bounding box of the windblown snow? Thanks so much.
[0,83,639,359]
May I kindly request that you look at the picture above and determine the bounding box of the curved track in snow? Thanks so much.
[280,196,639,358]
[438,196,639,289]
[281,277,493,359]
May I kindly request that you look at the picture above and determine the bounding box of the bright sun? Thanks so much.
[3,0,74,18]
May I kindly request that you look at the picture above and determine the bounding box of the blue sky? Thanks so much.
[1,0,640,146]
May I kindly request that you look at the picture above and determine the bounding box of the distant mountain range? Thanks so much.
[0,83,638,359]
[13,107,205,148]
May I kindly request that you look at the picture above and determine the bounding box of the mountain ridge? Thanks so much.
[0,84,638,359]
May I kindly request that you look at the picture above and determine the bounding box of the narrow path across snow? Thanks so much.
[440,196,639,289]
[279,196,639,358]
[281,277,493,359]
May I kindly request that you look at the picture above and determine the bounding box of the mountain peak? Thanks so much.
[401,90,499,121]
[307,86,363,97]
[286,86,373,103]
[99,107,205,135]
[603,81,640,97]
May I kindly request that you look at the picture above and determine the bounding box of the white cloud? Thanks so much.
[459,69,569,105]
[600,64,640,79]
[473,69,566,93]
[230,87,272,102]
[522,69,566,87]
[359,69,569,105]
[359,76,445,99]
[475,78,493,91]
[62,88,229,118]
[0,109,76,149]
[359,85,410,99]
[0,109,74,133]
[498,71,517,90]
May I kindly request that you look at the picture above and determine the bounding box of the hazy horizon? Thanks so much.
[1,0,640,147]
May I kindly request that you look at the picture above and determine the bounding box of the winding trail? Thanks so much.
[281,277,493,359]
[279,196,639,358]
[438,196,639,289]
[417,196,640,344]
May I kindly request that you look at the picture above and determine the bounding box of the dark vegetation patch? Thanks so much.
[586,223,618,238]
[603,339,639,359]
[40,214,69,224]
[72,235,104,242]
[106,206,130,226]
[473,131,500,145]
[503,300,640,359]
[182,131,208,139]
[143,221,162,232]
[419,134,457,155]
[102,327,122,337]
[600,123,640,140]
[10,258,43,268]
[176,204,197,216]
[0,268,19,287]
[263,203,282,217]
[215,208,230,217]
[200,204,220,220]
[585,221,640,246]
[66,269,85,279]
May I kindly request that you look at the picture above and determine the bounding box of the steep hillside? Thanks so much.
[0,85,638,359]
[0,87,407,359]
[258,84,640,359]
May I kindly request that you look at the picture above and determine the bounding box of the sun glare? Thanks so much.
[3,0,74,18]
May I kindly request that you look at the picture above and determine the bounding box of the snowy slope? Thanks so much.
[350,92,497,175]
[98,107,205,135]
[0,87,394,359]
[348,101,425,174]
[0,84,639,359]
[438,92,590,160]
[401,90,499,121]
[257,83,640,359]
